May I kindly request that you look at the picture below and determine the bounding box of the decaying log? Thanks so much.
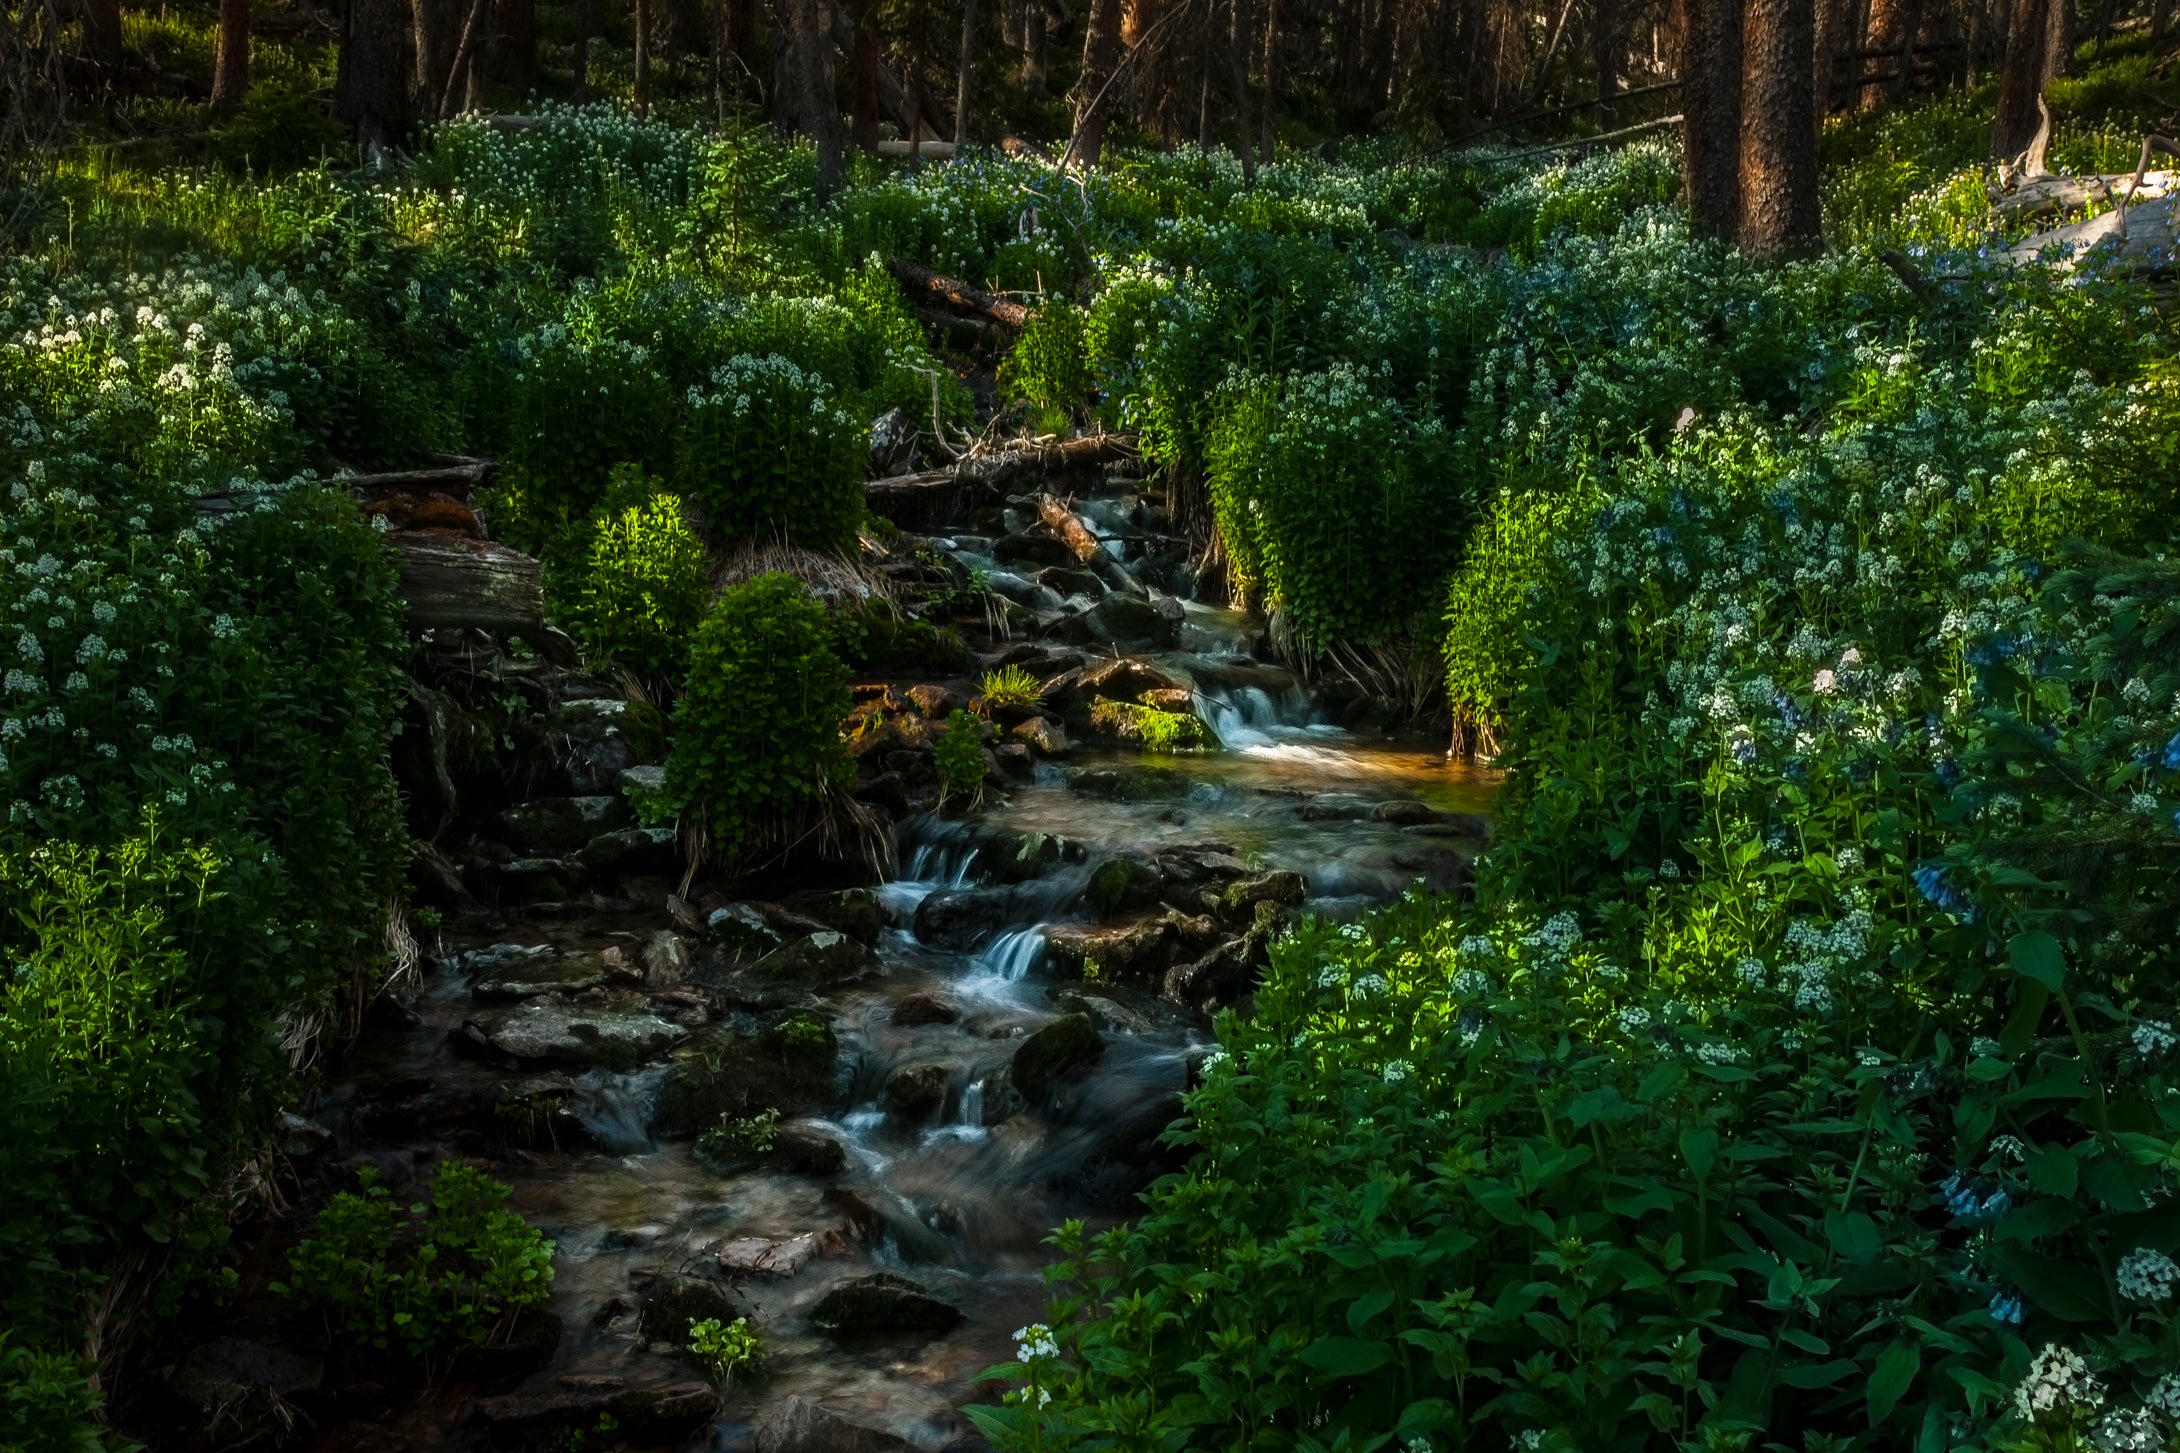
[345,456,496,499]
[865,434,1140,501]
[1991,170,2172,224]
[392,535,549,638]
[1037,493,1105,562]
[877,139,957,158]
[883,257,1030,330]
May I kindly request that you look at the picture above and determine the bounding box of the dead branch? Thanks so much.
[884,257,1031,328]
[1037,493,1105,562]
[865,434,1139,500]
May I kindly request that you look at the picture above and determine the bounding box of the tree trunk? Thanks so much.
[337,0,410,153]
[1738,0,1820,255]
[491,0,538,88]
[851,0,881,147]
[211,0,252,113]
[1858,0,1901,104]
[1678,0,1742,238]
[1592,0,1617,120]
[1070,0,1123,166]
[1229,0,1255,179]
[1812,0,1848,114]
[1023,0,1047,91]
[1992,0,2049,157]
[2043,0,2070,79]
[2156,0,2171,44]
[81,0,121,67]
[954,0,979,144]
[633,0,654,113]
[416,0,459,112]
[1258,0,1279,156]
[782,0,844,195]
[1885,0,1924,98]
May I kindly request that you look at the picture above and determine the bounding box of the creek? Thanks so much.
[222,460,1496,1452]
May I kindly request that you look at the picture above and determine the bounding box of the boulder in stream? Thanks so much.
[883,1061,952,1122]
[1087,855,1163,918]
[1010,1013,1105,1101]
[806,1272,964,1337]
[471,1380,719,1442]
[1042,919,1176,984]
[755,1395,914,1453]
[715,1233,820,1279]
[1011,716,1069,755]
[1219,870,1307,920]
[580,825,679,876]
[641,1271,745,1342]
[649,1014,840,1136]
[480,1001,687,1068]
[911,887,1015,950]
[1372,798,1440,826]
[781,887,885,945]
[892,990,961,1025]
[470,947,604,1002]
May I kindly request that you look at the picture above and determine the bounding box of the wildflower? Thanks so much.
[2147,1374,2180,1420]
[1987,1289,2025,1325]
[2093,1408,2162,1453]
[1989,1134,2026,1162]
[1658,859,1681,879]
[2012,1345,2101,1422]
[1813,669,1838,694]
[1382,1060,1411,1084]
[2115,1247,2178,1303]
[1617,1006,1652,1035]
[1735,956,1766,987]
[2133,1020,2177,1058]
[1350,973,1389,998]
[1452,968,1491,998]
[1013,1324,1060,1362]
[1457,934,1495,960]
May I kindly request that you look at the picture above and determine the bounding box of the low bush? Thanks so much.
[934,709,989,809]
[567,484,713,686]
[998,300,1095,427]
[278,1164,556,1356]
[979,664,1044,708]
[675,354,865,552]
[662,574,852,863]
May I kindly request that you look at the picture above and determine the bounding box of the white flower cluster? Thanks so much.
[1013,1323,1059,1362]
[2014,1344,2102,1422]
[2115,1247,2178,1304]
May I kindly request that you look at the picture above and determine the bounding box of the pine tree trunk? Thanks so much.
[1885,0,1924,98]
[211,0,252,113]
[1858,0,1900,105]
[1678,0,1743,238]
[1992,0,2049,156]
[337,0,411,154]
[955,0,979,143]
[1592,0,1617,121]
[783,0,844,194]
[1071,0,1123,166]
[852,0,881,148]
[2155,0,2171,44]
[1812,0,1848,116]
[491,0,538,88]
[81,0,121,67]
[1229,0,1255,179]
[1738,0,1820,255]
[1258,0,1279,156]
[1023,0,1047,91]
[2043,0,2070,78]
[633,0,653,113]
[416,0,459,112]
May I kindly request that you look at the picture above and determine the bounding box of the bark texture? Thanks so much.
[1992,0,2050,158]
[1737,0,1820,255]
[211,0,251,114]
[1072,0,1125,165]
[1678,0,1743,239]
[337,0,411,153]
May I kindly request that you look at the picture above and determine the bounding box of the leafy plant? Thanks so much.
[277,1164,555,1358]
[695,1108,778,1172]
[675,354,865,552]
[567,482,713,687]
[687,1316,765,1386]
[1089,698,1210,752]
[999,300,1095,428]
[662,574,852,863]
[934,709,989,810]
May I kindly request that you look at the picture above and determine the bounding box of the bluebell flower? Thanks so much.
[1913,864,1970,914]
[2162,732,2180,772]
[1936,759,1961,788]
[1987,1289,2025,1325]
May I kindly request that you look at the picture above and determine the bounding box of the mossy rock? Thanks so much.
[649,1015,841,1136]
[1087,856,1163,918]
[1011,1013,1105,1101]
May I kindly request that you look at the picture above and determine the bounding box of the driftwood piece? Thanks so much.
[1037,494,1105,562]
[884,257,1030,329]
[865,434,1140,501]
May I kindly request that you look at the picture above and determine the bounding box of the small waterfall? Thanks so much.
[978,928,1045,982]
[928,1078,989,1144]
[1197,681,1321,750]
[571,1065,667,1154]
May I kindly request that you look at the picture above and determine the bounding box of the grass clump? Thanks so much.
[979,664,1045,708]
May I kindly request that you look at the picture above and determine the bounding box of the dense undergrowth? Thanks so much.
[6,30,2180,1451]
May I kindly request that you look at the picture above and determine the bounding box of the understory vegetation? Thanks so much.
[5,20,2180,1451]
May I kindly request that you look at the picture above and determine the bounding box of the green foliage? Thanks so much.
[695,1108,779,1171]
[687,1316,765,1386]
[1441,481,1597,754]
[998,301,1095,424]
[979,664,1044,708]
[278,1165,556,1358]
[0,1333,108,1453]
[1089,698,1210,752]
[662,575,851,862]
[934,709,989,809]
[1205,364,1466,646]
[215,82,348,176]
[567,481,713,684]
[675,354,866,552]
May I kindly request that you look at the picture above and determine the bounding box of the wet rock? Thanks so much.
[618,762,667,795]
[172,1336,321,1416]
[708,902,786,960]
[1010,1014,1104,1100]
[471,947,603,1002]
[991,532,1071,567]
[580,825,679,876]
[883,1062,951,1122]
[642,1271,745,1342]
[1042,919,1175,984]
[1036,565,1106,598]
[1011,716,1069,755]
[1087,855,1163,918]
[642,929,691,989]
[1163,940,1253,1014]
[870,408,919,477]
[807,1272,964,1337]
[649,1014,840,1136]
[974,826,1087,883]
[449,1307,564,1391]
[481,1002,687,1067]
[276,1110,333,1159]
[1071,655,1188,704]
[717,1233,820,1279]
[1142,687,1194,713]
[471,1381,719,1441]
[892,990,961,1025]
[1049,983,1204,1036]
[772,1122,849,1175]
[912,887,1014,950]
[1067,766,1188,801]
[1221,871,1306,918]
[852,770,913,817]
[1087,592,1180,648]
[755,1395,914,1453]
[1404,810,1494,841]
[1151,843,1248,888]
[1297,793,1374,822]
[501,795,633,854]
[781,887,884,946]
[905,683,962,717]
[729,932,880,1004]
[492,857,585,902]
[1372,798,1439,826]
[992,741,1035,780]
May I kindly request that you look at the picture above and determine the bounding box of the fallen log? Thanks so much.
[883,257,1030,330]
[877,139,957,159]
[1037,494,1106,563]
[391,535,550,638]
[345,457,496,499]
[864,434,1139,501]
[1991,170,2171,224]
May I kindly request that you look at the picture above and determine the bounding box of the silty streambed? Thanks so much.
[290,731,1492,1450]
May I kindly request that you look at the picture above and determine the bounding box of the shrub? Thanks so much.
[493,328,676,552]
[568,485,713,685]
[0,1334,106,1453]
[695,1108,778,1172]
[934,709,989,809]
[215,82,347,176]
[662,574,852,863]
[998,301,1094,426]
[675,355,865,552]
[278,1164,555,1357]
[1441,481,1598,756]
